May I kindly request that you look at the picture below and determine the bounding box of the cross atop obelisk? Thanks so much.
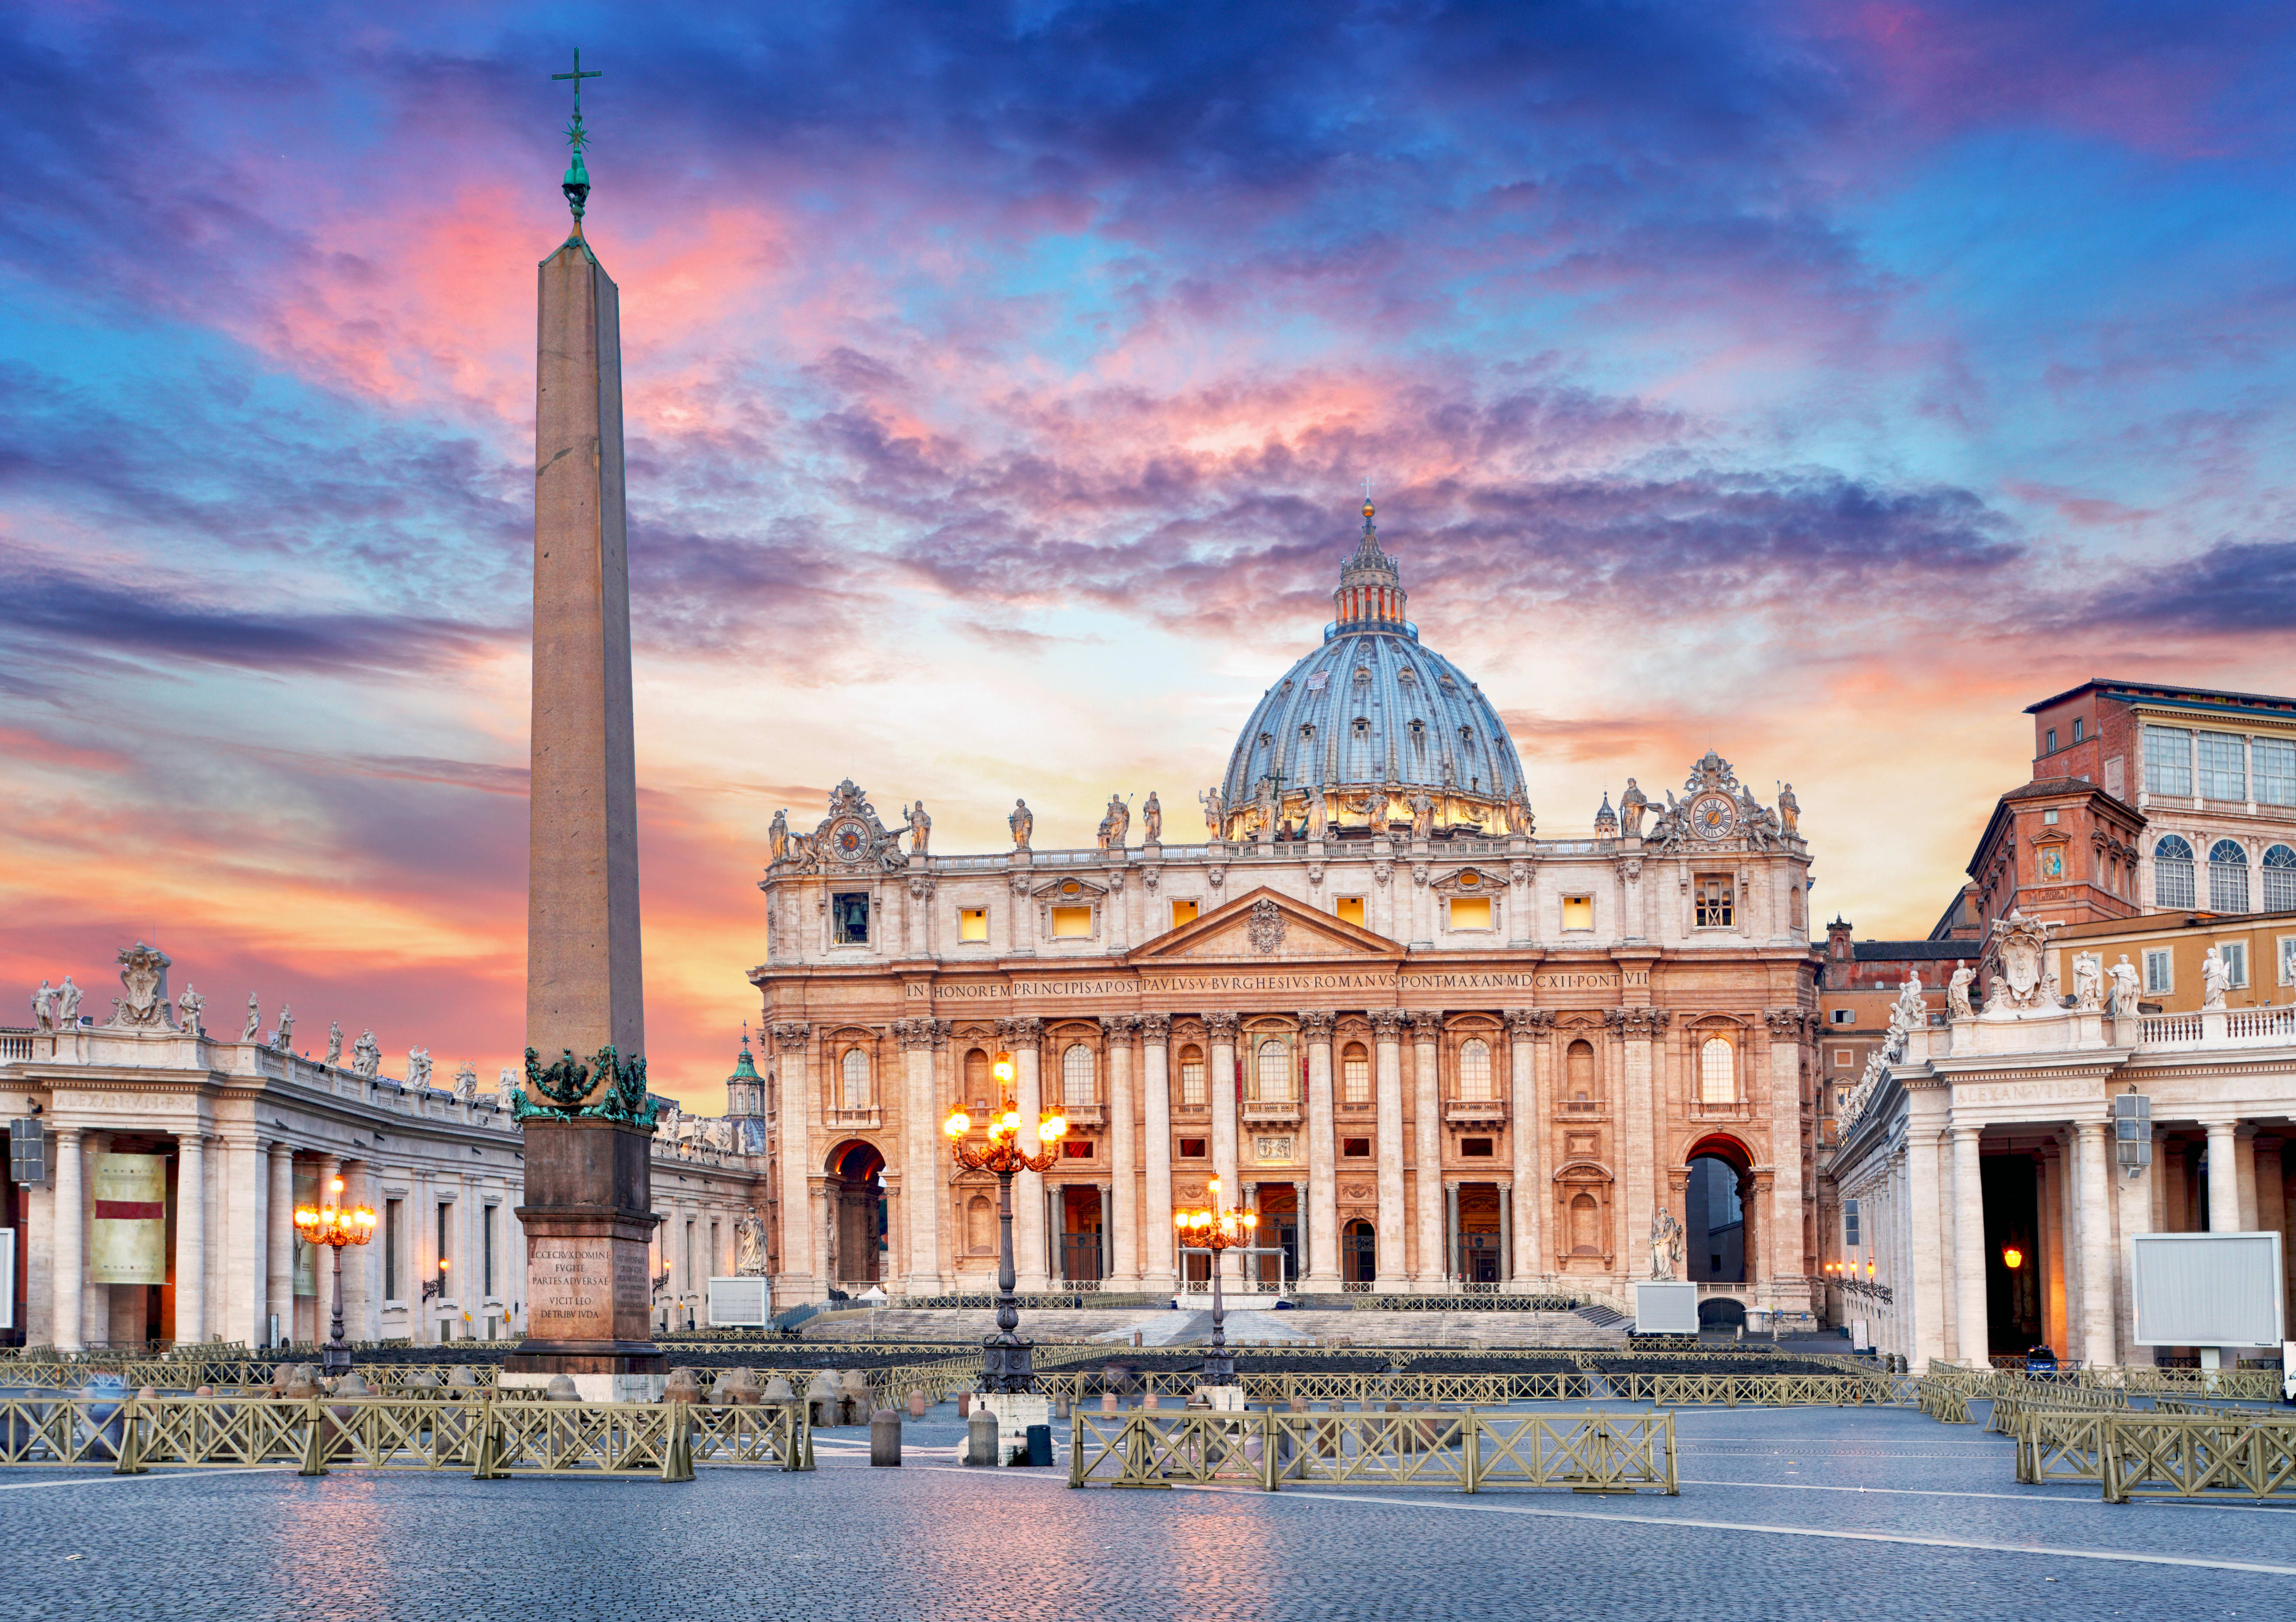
[506,49,664,1397]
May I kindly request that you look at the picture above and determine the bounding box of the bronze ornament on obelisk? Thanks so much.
[502,51,666,1399]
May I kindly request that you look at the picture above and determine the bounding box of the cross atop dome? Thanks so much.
[1333,495,1407,631]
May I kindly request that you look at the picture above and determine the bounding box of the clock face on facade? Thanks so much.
[830,818,872,862]
[1690,792,1737,840]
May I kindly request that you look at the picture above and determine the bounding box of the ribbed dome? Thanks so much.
[1215,502,1528,839]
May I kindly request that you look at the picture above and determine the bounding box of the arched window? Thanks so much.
[2154,835,2196,909]
[1699,1037,1735,1105]
[1566,1039,1597,1109]
[1341,1041,1371,1104]
[965,1195,994,1254]
[2264,844,2296,911]
[1344,1218,1377,1284]
[1456,1038,1492,1102]
[2208,840,2250,914]
[1062,1043,1095,1107]
[1255,1039,1292,1102]
[964,1047,991,1109]
[840,1047,868,1111]
[1179,1044,1206,1107]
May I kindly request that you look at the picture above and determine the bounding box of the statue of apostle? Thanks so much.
[1142,792,1162,844]
[1009,798,1033,851]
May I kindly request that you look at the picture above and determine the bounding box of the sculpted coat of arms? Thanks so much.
[1247,897,1288,954]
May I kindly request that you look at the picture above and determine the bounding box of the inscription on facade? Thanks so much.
[529,1237,614,1337]
[1956,1079,2100,1107]
[906,967,1648,1000]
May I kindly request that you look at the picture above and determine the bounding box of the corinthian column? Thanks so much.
[1371,1009,1406,1288]
[1950,1124,1987,1366]
[267,1142,294,1347]
[1408,1011,1444,1285]
[1300,1011,1339,1289]
[896,1019,946,1294]
[52,1128,84,1352]
[175,1132,206,1347]
[1102,1015,1141,1289]
[1205,1011,1240,1289]
[1141,1014,1175,1293]
[1003,1017,1049,1291]
[771,1023,815,1301]
[2077,1119,2116,1368]
[1505,1009,1548,1286]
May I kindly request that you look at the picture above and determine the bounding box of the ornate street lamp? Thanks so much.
[945,1053,1067,1393]
[1173,1177,1259,1387]
[293,1176,378,1376]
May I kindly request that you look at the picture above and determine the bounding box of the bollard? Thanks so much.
[1055,1396,1071,1422]
[870,1408,902,1466]
[546,1374,580,1402]
[1132,1331,1143,1348]
[1101,1392,1118,1415]
[1025,1423,1053,1468]
[965,1410,998,1466]
[908,1388,928,1420]
[1143,1391,1160,1411]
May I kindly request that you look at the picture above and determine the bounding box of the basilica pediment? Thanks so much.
[1126,886,1404,964]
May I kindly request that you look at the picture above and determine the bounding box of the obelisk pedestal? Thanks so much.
[501,119,665,1402]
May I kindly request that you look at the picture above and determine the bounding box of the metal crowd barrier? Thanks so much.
[0,1394,811,1481]
[1068,1408,1677,1494]
[2004,1406,2296,1500]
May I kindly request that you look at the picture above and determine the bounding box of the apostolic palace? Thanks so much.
[748,501,1821,1314]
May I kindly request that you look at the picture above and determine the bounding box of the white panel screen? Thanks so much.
[2131,1233,2285,1347]
[1634,1281,1702,1336]
[707,1276,772,1328]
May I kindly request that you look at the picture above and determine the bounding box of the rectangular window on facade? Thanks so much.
[2279,936,2296,985]
[2197,732,2247,800]
[384,1198,403,1300]
[2046,727,2058,752]
[1060,1139,1094,1158]
[1180,1055,1207,1107]
[1342,1136,1372,1157]
[2221,941,2248,988]
[684,1219,696,1293]
[1460,1137,1495,1156]
[1171,900,1200,928]
[1336,896,1366,927]
[1447,897,1492,931]
[2043,808,2059,824]
[2144,948,2173,994]
[958,907,988,942]
[832,892,870,945]
[2143,725,2193,797]
[1830,1009,1855,1025]
[1342,1051,1371,1104]
[2255,738,2296,806]
[1561,895,1593,931]
[1694,877,1734,928]
[1844,1199,1860,1249]
[483,1207,497,1296]
[1050,905,1093,938]
[1177,1136,1208,1159]
[436,1202,453,1296]
[2073,718,2084,742]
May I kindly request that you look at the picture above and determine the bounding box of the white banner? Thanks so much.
[90,1153,168,1285]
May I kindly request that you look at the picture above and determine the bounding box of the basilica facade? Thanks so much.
[752,504,1824,1317]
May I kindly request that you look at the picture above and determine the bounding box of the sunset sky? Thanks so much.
[5,3,2294,1106]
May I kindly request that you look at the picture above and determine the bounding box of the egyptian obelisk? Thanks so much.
[503,52,665,1399]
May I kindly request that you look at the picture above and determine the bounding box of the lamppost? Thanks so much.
[1173,1177,1259,1386]
[292,1176,377,1376]
[945,1052,1068,1393]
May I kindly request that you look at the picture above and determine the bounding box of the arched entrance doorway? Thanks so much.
[826,1140,885,1295]
[1344,1219,1377,1285]
[1683,1135,1751,1284]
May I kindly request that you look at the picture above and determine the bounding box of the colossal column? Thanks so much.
[898,1019,943,1293]
[1299,1012,1340,1290]
[1408,1011,1443,1283]
[1102,1015,1141,1288]
[2077,1119,2117,1367]
[1504,1010,1546,1284]
[507,82,665,1399]
[2204,1118,2240,1234]
[1905,1120,1948,1370]
[1140,1015,1176,1292]
[1949,1125,1988,1365]
[52,1129,84,1352]
[1371,1009,1407,1286]
[1205,1012,1240,1288]
[772,1023,815,1299]
[1005,1017,1050,1291]
[267,1142,294,1347]
[1765,1009,1809,1299]
[175,1132,206,1347]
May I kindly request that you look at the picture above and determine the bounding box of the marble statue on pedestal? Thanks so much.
[2071,951,2104,1012]
[326,1022,343,1065]
[735,1209,767,1275]
[1200,786,1224,840]
[2108,954,2141,1015]
[1009,799,1032,851]
[1648,1206,1684,1279]
[1946,963,1974,1021]
[1306,785,1327,840]
[453,1063,479,1101]
[1097,795,1129,851]
[1409,791,1434,840]
[178,986,205,1034]
[769,809,789,865]
[1142,792,1161,843]
[2202,946,2230,1010]
[242,994,261,1042]
[407,1048,433,1089]
[1778,783,1799,833]
[906,800,931,856]
[352,1029,380,1079]
[31,981,53,1031]
[273,1005,294,1052]
[1616,779,1647,839]
[57,977,81,1025]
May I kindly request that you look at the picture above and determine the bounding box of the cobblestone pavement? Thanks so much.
[1,1403,2288,1622]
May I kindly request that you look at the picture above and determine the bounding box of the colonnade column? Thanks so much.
[2077,1119,2116,1368]
[52,1128,84,1352]
[898,1019,942,1293]
[1141,1015,1175,1292]
[772,1023,815,1302]
[1300,1011,1339,1289]
[174,1132,206,1347]
[266,1142,294,1348]
[2204,1118,2240,1234]
[1906,1124,1947,1370]
[1006,1017,1049,1292]
[338,1159,372,1342]
[1497,1181,1513,1280]
[1950,1125,1987,1366]
[2234,1124,2260,1230]
[1504,1010,1546,1284]
[1408,1012,1443,1284]
[1765,1009,1808,1295]
[1205,1012,1240,1289]
[1444,1180,1461,1281]
[1370,1010,1406,1288]
[1103,1015,1140,1288]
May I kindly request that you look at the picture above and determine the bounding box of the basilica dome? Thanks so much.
[1215,502,1529,841]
